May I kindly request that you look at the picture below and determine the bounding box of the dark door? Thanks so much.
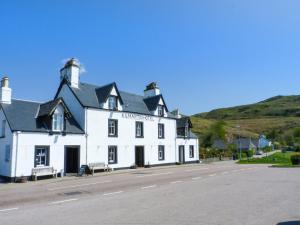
[135,146,144,167]
[179,145,185,164]
[65,147,80,173]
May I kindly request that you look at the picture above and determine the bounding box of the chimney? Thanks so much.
[0,76,12,104]
[172,109,182,119]
[144,82,160,98]
[60,58,80,88]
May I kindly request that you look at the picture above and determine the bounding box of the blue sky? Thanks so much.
[1,0,300,115]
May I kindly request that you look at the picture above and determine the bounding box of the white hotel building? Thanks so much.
[0,59,199,181]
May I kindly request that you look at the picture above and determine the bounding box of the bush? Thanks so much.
[290,154,300,165]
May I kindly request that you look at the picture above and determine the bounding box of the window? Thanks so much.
[108,119,118,137]
[136,122,144,138]
[108,146,118,164]
[158,145,165,161]
[189,145,194,158]
[157,105,164,117]
[5,145,10,162]
[34,146,50,167]
[52,113,64,131]
[1,120,6,137]
[108,96,118,110]
[185,125,189,137]
[158,123,165,139]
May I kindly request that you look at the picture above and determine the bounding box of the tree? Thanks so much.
[293,127,300,138]
[211,120,226,141]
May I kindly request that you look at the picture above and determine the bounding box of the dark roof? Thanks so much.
[177,131,198,139]
[144,95,169,112]
[1,99,84,134]
[176,117,192,129]
[38,98,69,117]
[233,138,257,149]
[119,91,151,115]
[63,82,170,116]
[213,139,228,150]
[95,82,124,105]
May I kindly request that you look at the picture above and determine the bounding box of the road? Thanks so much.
[0,161,299,225]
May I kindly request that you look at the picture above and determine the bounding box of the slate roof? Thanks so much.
[66,82,170,116]
[213,139,228,150]
[38,98,69,117]
[176,117,192,129]
[177,131,198,139]
[233,138,257,150]
[143,95,169,112]
[95,82,124,105]
[1,99,84,134]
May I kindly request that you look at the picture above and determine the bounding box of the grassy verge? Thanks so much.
[238,152,299,167]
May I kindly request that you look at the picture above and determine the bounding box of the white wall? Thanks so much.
[0,109,13,177]
[86,109,177,169]
[176,138,199,163]
[11,132,85,177]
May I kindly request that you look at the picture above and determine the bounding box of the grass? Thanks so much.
[238,152,300,167]
[191,95,300,142]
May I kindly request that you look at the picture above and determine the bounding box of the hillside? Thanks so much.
[195,95,300,120]
[191,95,300,145]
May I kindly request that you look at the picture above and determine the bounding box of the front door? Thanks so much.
[65,146,80,174]
[135,146,144,167]
[179,145,185,164]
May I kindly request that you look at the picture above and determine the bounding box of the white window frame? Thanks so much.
[108,119,118,137]
[52,113,64,132]
[5,145,10,162]
[108,146,117,164]
[108,96,117,110]
[158,145,165,161]
[136,122,143,138]
[189,145,194,158]
[35,146,49,167]
[158,123,164,139]
[157,105,164,117]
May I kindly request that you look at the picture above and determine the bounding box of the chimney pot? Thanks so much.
[1,76,9,88]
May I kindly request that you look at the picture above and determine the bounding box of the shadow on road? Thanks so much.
[277,221,300,225]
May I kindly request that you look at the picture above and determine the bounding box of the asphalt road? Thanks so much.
[0,162,299,225]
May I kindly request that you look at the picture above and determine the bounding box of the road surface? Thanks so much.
[0,161,299,225]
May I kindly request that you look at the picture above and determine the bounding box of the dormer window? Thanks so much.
[158,105,164,117]
[52,113,64,132]
[108,96,118,110]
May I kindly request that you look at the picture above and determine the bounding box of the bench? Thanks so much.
[88,162,110,175]
[32,167,57,181]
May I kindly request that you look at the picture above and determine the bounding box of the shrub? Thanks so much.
[290,154,300,165]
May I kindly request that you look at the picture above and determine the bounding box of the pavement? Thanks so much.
[0,161,299,225]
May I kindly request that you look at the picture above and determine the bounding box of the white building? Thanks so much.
[0,59,199,181]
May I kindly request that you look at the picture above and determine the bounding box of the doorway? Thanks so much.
[65,146,80,174]
[179,145,185,164]
[135,146,145,167]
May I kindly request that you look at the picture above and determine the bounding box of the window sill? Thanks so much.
[136,136,144,139]
[0,136,5,139]
[108,135,118,138]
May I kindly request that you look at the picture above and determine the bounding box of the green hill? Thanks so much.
[191,95,300,145]
[195,95,300,120]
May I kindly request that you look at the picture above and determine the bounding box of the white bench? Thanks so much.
[32,167,57,181]
[88,162,110,175]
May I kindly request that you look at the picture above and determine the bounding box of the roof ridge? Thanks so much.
[12,98,43,104]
